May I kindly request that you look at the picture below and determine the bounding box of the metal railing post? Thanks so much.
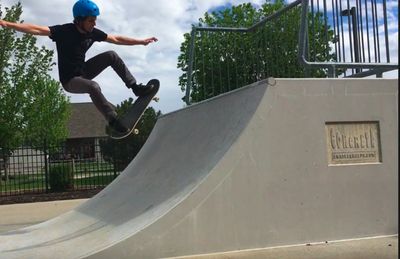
[185,28,197,105]
[298,0,310,67]
[44,139,49,193]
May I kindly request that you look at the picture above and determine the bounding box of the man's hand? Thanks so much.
[106,34,158,46]
[0,19,8,28]
[142,37,158,46]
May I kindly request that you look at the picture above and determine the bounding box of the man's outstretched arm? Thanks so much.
[0,20,50,36]
[106,34,158,46]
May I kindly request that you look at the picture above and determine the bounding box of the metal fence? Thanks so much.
[0,138,124,197]
[299,0,398,77]
[184,0,398,104]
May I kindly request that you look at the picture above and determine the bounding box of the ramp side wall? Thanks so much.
[91,78,398,258]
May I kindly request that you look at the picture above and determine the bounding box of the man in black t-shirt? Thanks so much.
[0,0,158,133]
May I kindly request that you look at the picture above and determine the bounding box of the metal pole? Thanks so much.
[350,7,361,72]
[44,139,49,193]
[382,0,390,62]
[185,28,197,105]
[298,0,310,64]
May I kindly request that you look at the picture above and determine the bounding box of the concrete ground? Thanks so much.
[0,199,87,233]
[0,200,397,259]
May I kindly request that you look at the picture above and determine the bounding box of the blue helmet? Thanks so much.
[73,0,100,18]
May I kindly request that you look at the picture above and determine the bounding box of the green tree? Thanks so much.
[100,99,161,171]
[178,1,337,103]
[0,3,70,180]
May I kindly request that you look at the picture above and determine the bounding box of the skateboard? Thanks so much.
[107,79,160,139]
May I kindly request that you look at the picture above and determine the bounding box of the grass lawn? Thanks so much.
[1,171,117,194]
[1,160,119,195]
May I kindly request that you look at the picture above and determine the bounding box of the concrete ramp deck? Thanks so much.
[0,78,397,259]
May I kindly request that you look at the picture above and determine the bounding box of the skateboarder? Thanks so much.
[0,0,158,134]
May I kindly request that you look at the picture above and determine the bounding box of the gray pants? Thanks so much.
[62,50,136,121]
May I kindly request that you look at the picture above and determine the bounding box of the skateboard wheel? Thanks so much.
[133,129,139,134]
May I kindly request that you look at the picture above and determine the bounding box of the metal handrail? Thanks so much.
[185,1,302,104]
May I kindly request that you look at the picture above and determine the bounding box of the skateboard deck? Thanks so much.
[108,79,160,139]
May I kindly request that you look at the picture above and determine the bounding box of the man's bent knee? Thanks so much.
[105,50,120,63]
[88,81,102,95]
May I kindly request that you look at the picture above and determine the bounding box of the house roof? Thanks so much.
[67,102,108,139]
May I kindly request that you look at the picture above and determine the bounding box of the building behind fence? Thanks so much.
[1,103,156,198]
[0,139,121,197]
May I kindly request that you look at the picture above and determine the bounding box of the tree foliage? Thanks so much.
[0,2,70,150]
[178,1,337,103]
[100,99,161,171]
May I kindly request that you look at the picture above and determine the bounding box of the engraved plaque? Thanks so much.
[326,121,381,165]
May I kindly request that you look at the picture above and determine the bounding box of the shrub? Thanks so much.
[49,162,74,192]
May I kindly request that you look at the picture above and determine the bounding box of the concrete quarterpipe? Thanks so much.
[0,78,397,258]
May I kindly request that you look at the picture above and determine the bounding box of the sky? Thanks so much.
[1,0,398,114]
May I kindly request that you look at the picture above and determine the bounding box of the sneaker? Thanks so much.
[109,118,129,134]
[130,81,155,97]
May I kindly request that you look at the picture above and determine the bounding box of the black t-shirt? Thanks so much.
[49,23,107,84]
